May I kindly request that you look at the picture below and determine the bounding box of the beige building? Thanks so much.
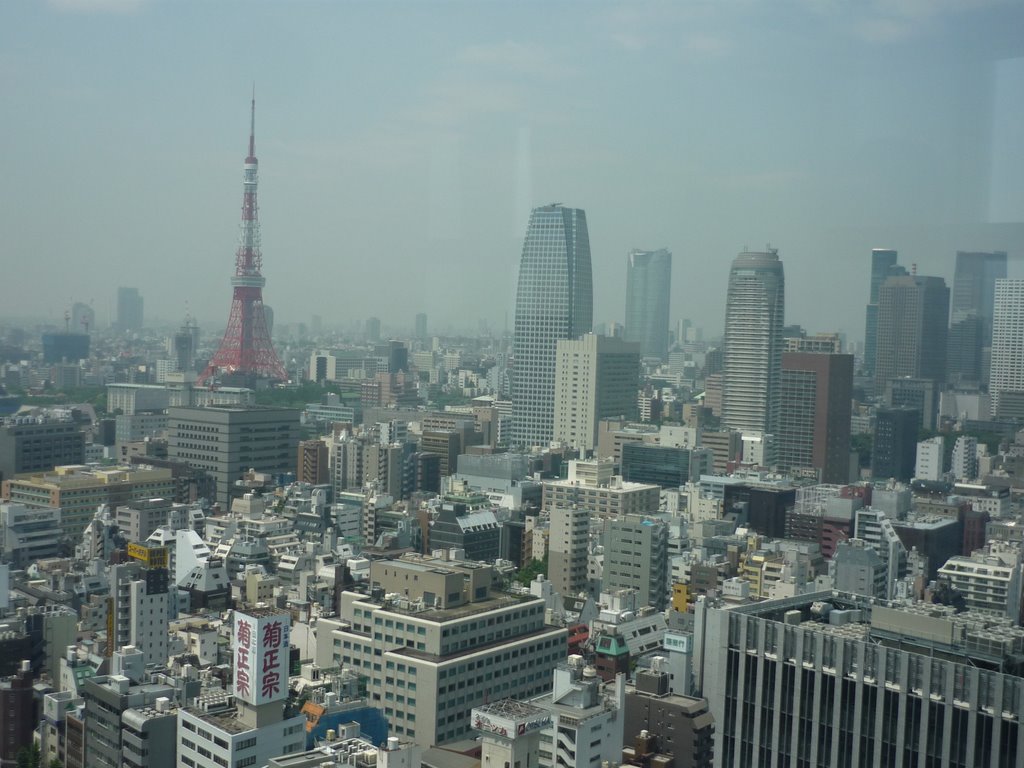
[548,505,590,598]
[317,554,566,748]
[3,464,175,540]
[542,459,660,518]
[553,334,640,454]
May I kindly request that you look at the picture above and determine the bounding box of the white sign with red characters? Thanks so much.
[233,610,290,706]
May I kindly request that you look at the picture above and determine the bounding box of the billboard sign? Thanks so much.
[233,609,291,706]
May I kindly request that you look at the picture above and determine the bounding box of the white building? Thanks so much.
[990,279,1024,417]
[938,541,1023,622]
[532,657,625,768]
[951,435,979,482]
[914,436,944,481]
[721,250,785,439]
[542,459,660,518]
[178,608,305,768]
[110,561,169,667]
[177,692,306,768]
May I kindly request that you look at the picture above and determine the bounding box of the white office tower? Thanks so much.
[914,436,944,481]
[178,608,305,768]
[951,435,979,482]
[721,249,785,455]
[110,561,169,666]
[532,656,625,768]
[989,279,1024,418]
[512,205,593,449]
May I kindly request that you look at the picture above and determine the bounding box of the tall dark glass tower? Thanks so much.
[511,205,593,448]
[947,250,1007,387]
[722,249,785,437]
[874,274,950,391]
[862,249,904,377]
[116,286,144,332]
[624,248,672,360]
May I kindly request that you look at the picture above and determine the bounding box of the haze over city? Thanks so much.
[2,0,1023,339]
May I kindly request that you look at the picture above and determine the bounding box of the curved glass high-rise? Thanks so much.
[722,249,785,437]
[511,205,593,448]
[624,248,672,360]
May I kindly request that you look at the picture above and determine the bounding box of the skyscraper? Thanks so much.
[624,248,672,360]
[415,312,428,340]
[874,274,949,391]
[778,351,854,484]
[947,250,1008,387]
[989,279,1024,418]
[511,205,593,448]
[721,249,785,438]
[862,249,904,377]
[116,287,144,332]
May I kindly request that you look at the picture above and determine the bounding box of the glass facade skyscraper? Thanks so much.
[624,248,672,360]
[511,205,593,449]
[947,250,1007,387]
[863,249,902,378]
[721,249,785,437]
[874,274,950,391]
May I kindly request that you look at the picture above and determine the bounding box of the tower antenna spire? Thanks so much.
[248,84,256,159]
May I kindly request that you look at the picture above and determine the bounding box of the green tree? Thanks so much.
[515,553,549,586]
[16,743,41,768]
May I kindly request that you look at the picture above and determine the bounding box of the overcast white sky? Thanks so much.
[2,0,1023,341]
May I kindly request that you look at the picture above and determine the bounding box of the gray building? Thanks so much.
[511,205,593,449]
[693,592,1024,768]
[831,538,887,598]
[82,674,177,768]
[603,515,669,610]
[874,274,950,391]
[862,249,904,378]
[116,287,144,332]
[625,248,672,361]
[166,406,300,506]
[621,443,713,489]
[0,503,61,568]
[625,667,714,768]
[0,419,84,484]
[428,502,501,562]
[871,406,920,482]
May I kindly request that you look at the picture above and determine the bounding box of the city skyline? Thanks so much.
[2,2,1023,339]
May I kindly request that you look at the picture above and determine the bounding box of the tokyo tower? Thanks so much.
[199,92,288,384]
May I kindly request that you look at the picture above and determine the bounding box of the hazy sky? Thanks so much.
[2,0,1023,342]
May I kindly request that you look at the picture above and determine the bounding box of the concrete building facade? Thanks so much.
[166,406,301,506]
[553,333,640,454]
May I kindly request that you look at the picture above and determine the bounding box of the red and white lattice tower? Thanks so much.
[199,93,288,384]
